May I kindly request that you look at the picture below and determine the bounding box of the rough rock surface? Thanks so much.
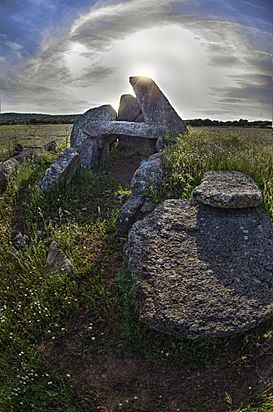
[39,148,80,193]
[130,76,188,136]
[71,105,117,149]
[192,171,263,209]
[83,119,157,139]
[126,199,273,339]
[80,138,102,168]
[117,94,142,121]
[134,113,145,123]
[0,158,18,193]
[131,153,163,196]
[45,241,73,274]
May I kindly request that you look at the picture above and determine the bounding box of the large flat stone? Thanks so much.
[126,199,273,339]
[192,171,263,208]
[83,120,157,139]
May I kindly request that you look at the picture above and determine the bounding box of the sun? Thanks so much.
[131,65,156,80]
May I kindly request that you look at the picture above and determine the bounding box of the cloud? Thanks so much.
[1,0,271,120]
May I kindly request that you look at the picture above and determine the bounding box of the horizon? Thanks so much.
[0,1,272,120]
[0,110,271,123]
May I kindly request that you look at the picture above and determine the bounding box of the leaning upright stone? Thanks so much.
[39,148,80,193]
[129,76,188,136]
[117,94,142,122]
[0,158,18,193]
[71,105,117,149]
[192,171,263,209]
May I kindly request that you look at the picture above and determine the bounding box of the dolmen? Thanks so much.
[126,171,273,339]
[71,76,187,167]
[39,76,187,192]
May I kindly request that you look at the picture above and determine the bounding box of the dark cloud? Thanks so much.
[0,0,95,61]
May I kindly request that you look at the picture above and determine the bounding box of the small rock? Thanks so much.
[118,193,129,202]
[192,171,263,208]
[44,140,57,151]
[39,148,80,193]
[0,158,18,193]
[12,232,28,250]
[45,241,73,274]
[12,144,24,157]
[116,195,145,236]
[140,200,156,214]
[14,147,40,161]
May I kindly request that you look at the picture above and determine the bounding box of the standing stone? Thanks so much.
[71,105,117,149]
[192,171,263,209]
[80,138,104,168]
[131,153,163,196]
[117,94,142,122]
[0,158,18,193]
[45,241,73,274]
[129,76,188,136]
[39,148,80,193]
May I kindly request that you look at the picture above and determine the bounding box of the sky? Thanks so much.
[0,0,272,120]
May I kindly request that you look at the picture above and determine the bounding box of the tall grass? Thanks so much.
[162,128,273,216]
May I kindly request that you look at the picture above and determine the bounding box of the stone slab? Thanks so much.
[126,199,273,339]
[192,171,263,208]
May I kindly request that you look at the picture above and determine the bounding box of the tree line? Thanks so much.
[0,113,271,128]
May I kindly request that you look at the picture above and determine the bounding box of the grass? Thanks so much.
[149,127,273,218]
[0,126,272,411]
[0,124,72,160]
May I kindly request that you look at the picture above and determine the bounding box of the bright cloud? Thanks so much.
[0,0,271,120]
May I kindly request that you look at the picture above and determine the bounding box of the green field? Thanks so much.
[0,125,272,411]
[0,124,72,160]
